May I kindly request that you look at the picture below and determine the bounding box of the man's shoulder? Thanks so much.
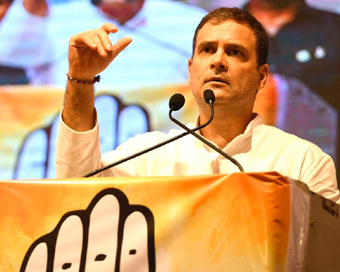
[300,4,340,26]
[260,123,326,155]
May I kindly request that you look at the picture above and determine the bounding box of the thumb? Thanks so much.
[110,37,133,61]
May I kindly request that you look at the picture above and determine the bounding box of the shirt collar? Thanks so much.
[193,113,266,155]
[123,1,147,30]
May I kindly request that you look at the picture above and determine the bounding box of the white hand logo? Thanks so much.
[21,188,156,272]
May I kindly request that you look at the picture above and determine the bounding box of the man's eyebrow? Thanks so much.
[227,43,248,52]
[197,40,217,48]
[197,41,248,52]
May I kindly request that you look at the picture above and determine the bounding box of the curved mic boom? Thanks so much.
[84,92,216,177]
[169,89,244,172]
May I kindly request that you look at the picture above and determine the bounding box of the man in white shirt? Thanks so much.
[0,0,49,84]
[0,0,205,87]
[56,7,340,203]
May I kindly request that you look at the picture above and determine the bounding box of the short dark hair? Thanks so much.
[192,7,269,68]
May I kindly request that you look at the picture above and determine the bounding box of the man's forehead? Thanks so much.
[197,20,255,43]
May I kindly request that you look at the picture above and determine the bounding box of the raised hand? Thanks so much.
[63,23,133,132]
[68,22,132,81]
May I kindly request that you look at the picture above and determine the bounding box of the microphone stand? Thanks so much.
[169,100,244,172]
[83,104,214,177]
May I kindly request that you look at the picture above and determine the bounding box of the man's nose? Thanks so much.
[211,51,227,70]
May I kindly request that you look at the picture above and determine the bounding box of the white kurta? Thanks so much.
[56,113,340,204]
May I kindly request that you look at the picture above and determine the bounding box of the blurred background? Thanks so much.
[0,0,339,182]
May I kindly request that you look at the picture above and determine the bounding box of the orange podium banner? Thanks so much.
[0,172,312,271]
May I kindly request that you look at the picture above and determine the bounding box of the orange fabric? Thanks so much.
[0,172,292,271]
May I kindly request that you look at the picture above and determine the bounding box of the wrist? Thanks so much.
[66,73,100,85]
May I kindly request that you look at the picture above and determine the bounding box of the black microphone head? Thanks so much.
[204,89,215,104]
[169,93,185,111]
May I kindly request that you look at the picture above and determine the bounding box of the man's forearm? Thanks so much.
[62,80,96,132]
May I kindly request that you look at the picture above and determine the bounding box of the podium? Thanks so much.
[0,172,339,271]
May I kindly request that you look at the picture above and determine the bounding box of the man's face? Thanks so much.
[97,0,144,25]
[188,20,268,114]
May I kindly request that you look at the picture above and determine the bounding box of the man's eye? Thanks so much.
[230,49,242,56]
[202,47,212,53]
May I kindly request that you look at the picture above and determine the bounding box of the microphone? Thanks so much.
[169,89,244,172]
[83,93,214,177]
[169,93,185,111]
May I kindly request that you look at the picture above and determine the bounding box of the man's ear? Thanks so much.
[258,64,269,90]
[188,58,193,84]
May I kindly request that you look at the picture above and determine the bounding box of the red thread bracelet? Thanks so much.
[66,73,100,85]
